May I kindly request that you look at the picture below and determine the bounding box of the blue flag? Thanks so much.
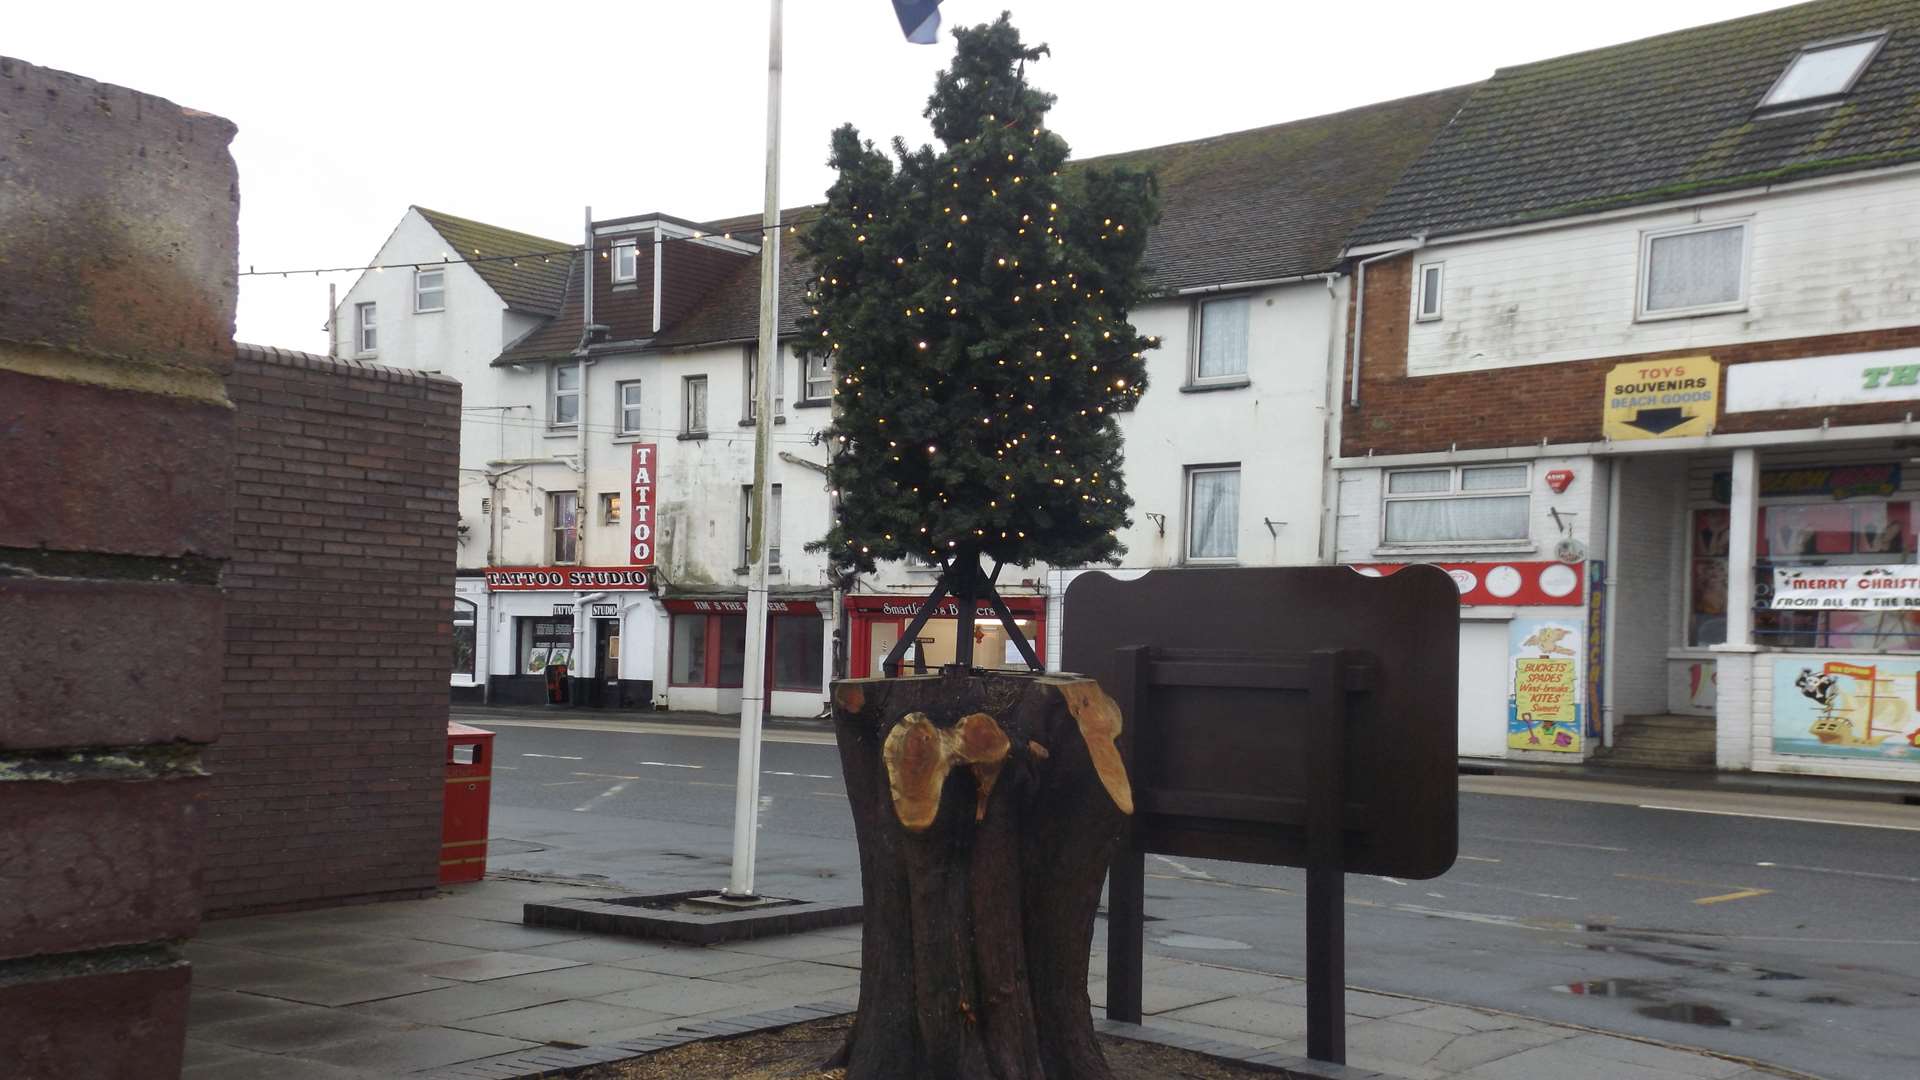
[892,0,942,44]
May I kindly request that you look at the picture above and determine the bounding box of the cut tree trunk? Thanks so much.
[830,670,1133,1080]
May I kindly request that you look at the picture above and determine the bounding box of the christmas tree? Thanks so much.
[803,14,1158,668]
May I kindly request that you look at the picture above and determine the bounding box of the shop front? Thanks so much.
[656,593,832,718]
[480,566,656,707]
[845,593,1048,678]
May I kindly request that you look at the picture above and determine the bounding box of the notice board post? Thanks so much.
[1065,566,1460,1066]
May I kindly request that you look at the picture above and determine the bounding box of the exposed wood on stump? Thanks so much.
[832,671,1133,1080]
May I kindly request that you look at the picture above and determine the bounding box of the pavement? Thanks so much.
[184,876,1811,1080]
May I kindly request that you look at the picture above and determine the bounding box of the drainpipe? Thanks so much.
[1347,234,1426,408]
[578,206,595,566]
[1317,272,1341,564]
[1602,459,1623,749]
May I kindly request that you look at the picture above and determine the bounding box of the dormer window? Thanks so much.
[612,238,638,284]
[1758,33,1885,110]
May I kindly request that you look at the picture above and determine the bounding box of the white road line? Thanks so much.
[765,771,835,779]
[572,782,628,812]
[639,761,702,770]
[1152,855,1217,882]
[1639,804,1920,832]
[1472,834,1629,853]
[1756,860,1920,884]
[522,753,584,760]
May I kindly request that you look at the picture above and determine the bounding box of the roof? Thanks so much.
[494,254,588,364]
[1083,85,1477,290]
[647,208,823,350]
[1352,0,1920,245]
[414,206,576,315]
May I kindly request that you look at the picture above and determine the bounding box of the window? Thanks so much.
[549,490,580,563]
[414,268,445,312]
[1192,295,1250,383]
[741,483,783,569]
[1639,222,1748,319]
[1759,34,1885,110]
[1186,466,1241,562]
[599,492,622,526]
[355,302,377,354]
[616,380,643,435]
[802,352,833,404]
[670,614,709,685]
[452,599,477,680]
[552,363,581,427]
[1383,464,1529,545]
[517,617,574,675]
[743,346,786,422]
[683,375,709,434]
[773,616,824,691]
[612,239,638,284]
[1415,262,1444,322]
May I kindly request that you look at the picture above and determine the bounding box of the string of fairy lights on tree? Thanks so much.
[801,16,1159,574]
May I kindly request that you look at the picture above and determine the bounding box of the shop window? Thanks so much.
[670,613,709,685]
[452,599,477,680]
[1689,499,1920,650]
[1383,464,1529,545]
[773,616,824,691]
[1185,465,1240,562]
[517,617,574,675]
[550,491,580,563]
[1638,222,1748,320]
[1191,295,1249,384]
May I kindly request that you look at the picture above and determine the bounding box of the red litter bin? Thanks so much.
[441,722,495,884]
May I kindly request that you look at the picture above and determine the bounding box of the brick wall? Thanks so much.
[1341,254,1920,456]
[205,345,461,916]
[0,57,236,1078]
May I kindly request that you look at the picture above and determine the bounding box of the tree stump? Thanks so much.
[830,670,1133,1080]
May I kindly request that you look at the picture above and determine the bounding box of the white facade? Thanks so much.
[1395,169,1920,379]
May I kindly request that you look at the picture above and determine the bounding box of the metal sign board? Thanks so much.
[1601,355,1718,440]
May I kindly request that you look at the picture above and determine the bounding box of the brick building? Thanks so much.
[1334,0,1920,781]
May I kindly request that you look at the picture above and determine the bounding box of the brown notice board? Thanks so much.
[1060,565,1460,880]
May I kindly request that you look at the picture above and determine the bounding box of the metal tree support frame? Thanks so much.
[1062,565,1461,1066]
[880,550,1043,677]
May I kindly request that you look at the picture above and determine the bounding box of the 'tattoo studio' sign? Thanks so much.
[630,443,656,568]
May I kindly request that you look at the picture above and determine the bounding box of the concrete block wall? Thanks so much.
[206,345,461,915]
[0,56,237,1079]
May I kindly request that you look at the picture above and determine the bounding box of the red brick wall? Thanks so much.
[0,55,235,1078]
[205,345,462,916]
[1341,255,1920,456]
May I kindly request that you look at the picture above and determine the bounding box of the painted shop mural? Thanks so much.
[1773,658,1920,762]
[1509,616,1584,754]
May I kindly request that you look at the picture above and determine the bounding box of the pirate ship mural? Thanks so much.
[1774,659,1920,761]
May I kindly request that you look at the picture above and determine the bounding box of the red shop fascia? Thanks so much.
[844,593,1048,677]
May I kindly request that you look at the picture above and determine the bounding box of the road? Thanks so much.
[462,710,1920,1080]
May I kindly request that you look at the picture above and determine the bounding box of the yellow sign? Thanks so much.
[1602,355,1719,440]
[1511,657,1579,753]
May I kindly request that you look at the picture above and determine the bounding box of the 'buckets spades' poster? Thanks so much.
[1508,617,1583,754]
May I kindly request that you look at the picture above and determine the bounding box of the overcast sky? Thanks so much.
[12,0,1792,353]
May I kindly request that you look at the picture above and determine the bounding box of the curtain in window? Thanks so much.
[1197,298,1250,378]
[1647,228,1742,311]
[1385,495,1528,543]
[1190,469,1240,559]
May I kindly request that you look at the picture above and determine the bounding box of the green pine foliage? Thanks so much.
[801,15,1159,576]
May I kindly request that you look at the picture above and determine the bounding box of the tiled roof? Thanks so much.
[1352,0,1920,245]
[414,207,576,315]
[495,255,588,364]
[1083,86,1476,291]
[648,208,823,350]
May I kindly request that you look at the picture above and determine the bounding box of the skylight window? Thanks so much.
[1759,33,1885,109]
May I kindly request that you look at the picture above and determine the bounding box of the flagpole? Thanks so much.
[726,0,783,899]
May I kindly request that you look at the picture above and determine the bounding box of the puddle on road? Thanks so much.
[1551,979,1746,1029]
[1636,1002,1737,1027]
[1153,933,1252,951]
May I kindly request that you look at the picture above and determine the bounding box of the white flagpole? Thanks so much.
[727,0,783,899]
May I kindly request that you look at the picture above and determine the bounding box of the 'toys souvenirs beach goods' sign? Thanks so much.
[1602,355,1719,440]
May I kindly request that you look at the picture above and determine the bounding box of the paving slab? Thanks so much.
[1428,1026,1575,1072]
[1151,961,1290,997]
[1159,995,1313,1040]
[716,933,864,961]
[1554,1033,1756,1078]
[450,999,678,1045]
[593,976,785,1017]
[300,1027,540,1072]
[1342,1017,1461,1067]
[518,936,700,964]
[188,987,311,1028]
[190,1005,413,1053]
[407,916,593,952]
[409,951,587,982]
[708,959,862,996]
[1087,977,1238,1014]
[251,967,457,1007]
[344,982,574,1026]
[478,963,673,999]
[182,1047,385,1080]
[608,944,788,978]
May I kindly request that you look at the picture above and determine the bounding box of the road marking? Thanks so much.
[453,714,837,745]
[1638,804,1920,832]
[1375,876,1408,886]
[1473,835,1629,853]
[765,771,834,779]
[1694,888,1773,906]
[1449,879,1581,902]
[1756,861,1920,884]
[572,782,628,812]
[639,761,702,770]
[1457,855,1502,864]
[522,753,584,760]
[1616,872,1747,889]
[1152,855,1217,882]
[542,780,592,787]
[1145,872,1293,896]
[572,771,645,780]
